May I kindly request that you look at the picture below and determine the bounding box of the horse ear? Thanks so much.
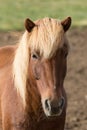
[25,18,35,32]
[61,17,71,32]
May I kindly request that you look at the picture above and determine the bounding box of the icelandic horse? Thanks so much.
[0,17,71,130]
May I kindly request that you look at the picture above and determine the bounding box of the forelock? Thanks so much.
[28,17,65,58]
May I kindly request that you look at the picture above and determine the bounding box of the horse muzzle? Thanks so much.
[42,97,65,117]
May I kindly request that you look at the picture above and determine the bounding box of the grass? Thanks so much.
[0,0,87,30]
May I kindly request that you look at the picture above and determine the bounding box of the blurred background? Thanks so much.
[0,0,87,130]
[0,0,87,30]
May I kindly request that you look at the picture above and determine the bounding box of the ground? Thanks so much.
[0,28,87,130]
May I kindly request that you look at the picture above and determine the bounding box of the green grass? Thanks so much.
[0,0,87,30]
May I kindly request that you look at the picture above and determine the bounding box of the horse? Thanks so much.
[0,16,71,130]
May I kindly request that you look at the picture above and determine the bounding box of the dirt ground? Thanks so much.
[0,28,87,130]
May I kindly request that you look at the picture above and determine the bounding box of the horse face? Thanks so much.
[29,44,68,117]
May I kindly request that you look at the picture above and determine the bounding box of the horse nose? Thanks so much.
[44,97,65,115]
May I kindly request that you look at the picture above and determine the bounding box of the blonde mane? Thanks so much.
[13,17,65,107]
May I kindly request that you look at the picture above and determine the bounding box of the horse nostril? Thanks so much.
[58,97,65,109]
[45,99,51,111]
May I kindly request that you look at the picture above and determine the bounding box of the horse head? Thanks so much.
[24,17,71,117]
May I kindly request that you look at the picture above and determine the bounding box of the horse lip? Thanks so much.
[45,108,63,118]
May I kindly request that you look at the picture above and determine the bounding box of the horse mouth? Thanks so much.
[44,108,63,118]
[42,103,64,118]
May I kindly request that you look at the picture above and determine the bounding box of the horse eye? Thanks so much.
[32,54,38,59]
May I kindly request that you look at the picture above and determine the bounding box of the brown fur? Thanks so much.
[0,17,71,130]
